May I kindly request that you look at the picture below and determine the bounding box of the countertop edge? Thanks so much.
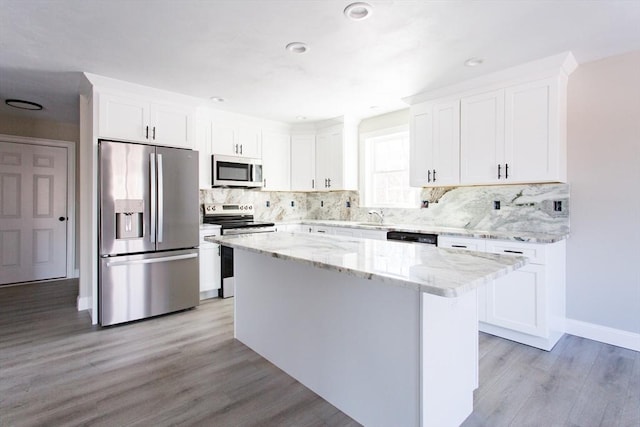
[206,234,529,297]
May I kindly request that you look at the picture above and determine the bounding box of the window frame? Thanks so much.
[359,125,420,209]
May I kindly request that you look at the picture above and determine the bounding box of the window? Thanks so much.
[361,127,420,208]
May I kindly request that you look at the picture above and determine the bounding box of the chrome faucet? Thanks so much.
[368,209,384,224]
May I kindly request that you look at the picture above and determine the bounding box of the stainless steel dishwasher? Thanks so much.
[386,231,438,245]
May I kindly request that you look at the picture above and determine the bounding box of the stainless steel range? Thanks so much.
[203,203,275,298]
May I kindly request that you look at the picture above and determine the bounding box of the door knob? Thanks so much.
[58,216,67,221]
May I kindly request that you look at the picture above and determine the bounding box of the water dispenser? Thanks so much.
[114,199,144,239]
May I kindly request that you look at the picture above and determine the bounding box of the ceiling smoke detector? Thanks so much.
[286,42,309,54]
[464,57,484,67]
[209,96,225,103]
[5,99,43,110]
[344,2,373,21]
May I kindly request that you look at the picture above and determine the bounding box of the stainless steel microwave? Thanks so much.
[212,155,263,188]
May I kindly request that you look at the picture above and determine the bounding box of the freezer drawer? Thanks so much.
[99,249,199,326]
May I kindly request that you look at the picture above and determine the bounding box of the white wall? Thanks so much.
[567,50,640,335]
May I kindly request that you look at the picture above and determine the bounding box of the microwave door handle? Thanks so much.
[157,153,164,243]
[149,153,156,243]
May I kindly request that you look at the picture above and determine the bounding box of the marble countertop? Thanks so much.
[289,220,567,243]
[206,232,527,298]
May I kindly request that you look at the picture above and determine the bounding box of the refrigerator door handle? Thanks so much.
[157,153,164,243]
[105,253,198,267]
[150,152,157,243]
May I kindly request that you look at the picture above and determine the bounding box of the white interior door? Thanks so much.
[0,141,68,285]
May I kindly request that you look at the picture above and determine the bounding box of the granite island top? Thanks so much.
[206,232,527,297]
[287,220,568,243]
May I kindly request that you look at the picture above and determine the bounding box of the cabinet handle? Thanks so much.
[503,249,524,254]
[497,164,502,179]
[218,246,220,256]
[452,245,467,248]
[327,178,331,188]
[433,169,436,182]
[312,179,315,189]
[146,125,149,139]
[234,144,238,154]
[317,230,326,233]
[505,163,509,179]
[240,144,243,155]
[324,178,328,188]
[152,126,156,140]
[427,170,431,183]
[263,179,266,188]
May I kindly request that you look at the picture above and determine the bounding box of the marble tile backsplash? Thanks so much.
[200,183,569,235]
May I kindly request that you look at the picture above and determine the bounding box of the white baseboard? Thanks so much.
[565,318,640,352]
[77,295,91,311]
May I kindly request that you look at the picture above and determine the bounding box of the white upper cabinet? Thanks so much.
[291,134,316,191]
[432,100,460,186]
[315,130,343,191]
[313,121,358,192]
[410,100,460,187]
[261,132,291,191]
[409,102,433,187]
[504,77,564,183]
[409,52,575,187]
[98,92,195,148]
[212,122,262,158]
[460,89,505,184]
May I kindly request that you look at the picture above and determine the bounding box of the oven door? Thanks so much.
[220,245,235,298]
[212,155,263,187]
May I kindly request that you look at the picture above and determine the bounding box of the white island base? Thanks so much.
[235,250,478,427]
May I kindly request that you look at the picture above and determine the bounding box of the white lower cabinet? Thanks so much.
[199,229,221,299]
[438,235,566,351]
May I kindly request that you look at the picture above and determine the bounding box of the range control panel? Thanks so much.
[203,203,254,216]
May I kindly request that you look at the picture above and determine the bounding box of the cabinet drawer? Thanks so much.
[438,236,486,252]
[485,240,546,264]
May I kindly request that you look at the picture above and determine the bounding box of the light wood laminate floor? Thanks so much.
[1,280,638,427]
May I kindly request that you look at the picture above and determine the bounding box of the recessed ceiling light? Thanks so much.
[209,96,225,103]
[5,99,43,110]
[464,57,484,67]
[344,2,373,21]
[296,116,307,120]
[369,105,380,110]
[286,42,309,54]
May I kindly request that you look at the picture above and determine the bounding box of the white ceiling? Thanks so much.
[1,0,640,125]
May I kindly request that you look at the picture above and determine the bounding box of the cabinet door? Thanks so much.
[149,102,195,148]
[432,100,460,186]
[237,127,262,158]
[291,134,316,191]
[409,102,434,187]
[460,89,505,185]
[195,118,212,188]
[485,263,546,337]
[505,78,560,183]
[212,123,237,156]
[199,244,221,293]
[438,236,488,321]
[316,132,342,191]
[98,92,149,142]
[262,132,291,191]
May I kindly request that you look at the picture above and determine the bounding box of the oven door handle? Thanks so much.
[223,227,275,236]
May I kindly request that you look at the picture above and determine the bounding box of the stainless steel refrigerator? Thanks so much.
[98,140,199,326]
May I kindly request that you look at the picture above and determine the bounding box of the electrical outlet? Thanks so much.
[321,200,324,207]
[494,201,501,210]
[421,200,429,208]
[291,200,295,207]
[346,201,351,208]
[266,201,270,208]
[554,201,562,212]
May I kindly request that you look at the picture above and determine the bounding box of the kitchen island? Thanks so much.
[206,232,526,427]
